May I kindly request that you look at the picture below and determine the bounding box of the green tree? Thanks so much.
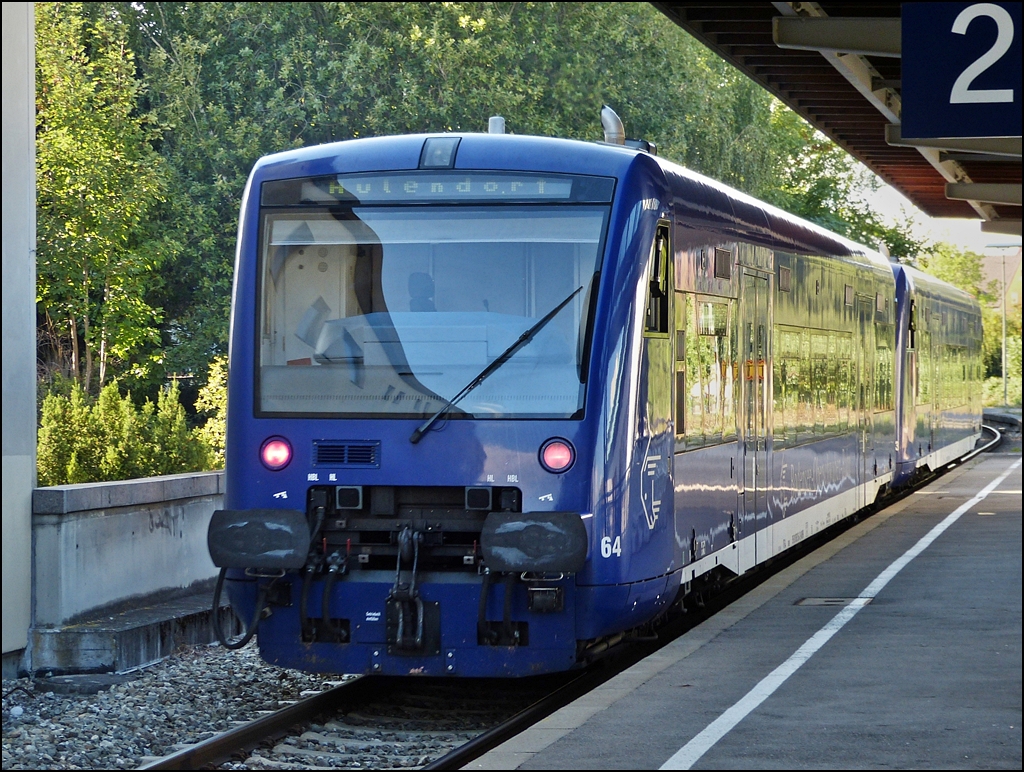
[34,1,918,397]
[151,381,210,474]
[194,355,228,467]
[918,242,988,297]
[761,108,923,258]
[37,380,213,485]
[35,2,172,395]
[37,385,95,486]
[120,1,887,378]
[916,242,1022,392]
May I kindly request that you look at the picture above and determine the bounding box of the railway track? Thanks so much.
[141,426,1003,771]
[138,671,580,770]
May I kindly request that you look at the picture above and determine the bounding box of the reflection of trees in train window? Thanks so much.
[824,334,839,430]
[773,328,801,446]
[794,334,808,440]
[941,350,947,409]
[680,294,735,449]
[838,335,853,430]
[674,292,687,439]
[943,345,969,408]
[875,347,893,412]
[774,326,853,444]
[811,333,828,435]
[874,328,894,412]
[917,331,931,405]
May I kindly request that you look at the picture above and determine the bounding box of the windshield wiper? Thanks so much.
[409,286,583,444]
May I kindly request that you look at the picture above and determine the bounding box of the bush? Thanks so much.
[983,335,1022,407]
[983,376,1023,408]
[194,355,227,468]
[37,380,215,486]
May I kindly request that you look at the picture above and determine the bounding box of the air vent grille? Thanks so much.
[313,440,380,467]
[778,265,792,293]
[714,248,732,280]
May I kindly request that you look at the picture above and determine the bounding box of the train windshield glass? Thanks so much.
[257,205,608,417]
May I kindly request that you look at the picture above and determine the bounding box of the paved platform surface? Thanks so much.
[469,452,1022,770]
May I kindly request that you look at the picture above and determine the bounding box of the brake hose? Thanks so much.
[300,564,316,641]
[212,567,271,650]
[321,562,348,642]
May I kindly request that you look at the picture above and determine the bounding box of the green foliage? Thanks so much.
[915,242,1023,387]
[194,355,228,467]
[759,109,923,258]
[36,1,930,476]
[113,1,914,377]
[37,381,213,486]
[35,2,173,396]
[917,242,990,298]
[985,319,1022,406]
[37,385,94,487]
[983,375,1022,407]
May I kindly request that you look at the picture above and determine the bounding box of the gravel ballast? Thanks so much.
[2,642,349,770]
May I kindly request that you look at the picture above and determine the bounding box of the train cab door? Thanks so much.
[921,328,934,455]
[741,270,770,563]
[857,295,876,501]
[641,223,674,568]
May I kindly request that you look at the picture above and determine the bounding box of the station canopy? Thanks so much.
[654,2,1022,236]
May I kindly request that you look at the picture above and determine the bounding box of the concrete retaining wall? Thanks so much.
[32,472,224,627]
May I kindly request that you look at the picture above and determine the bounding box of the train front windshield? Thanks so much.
[257,173,610,418]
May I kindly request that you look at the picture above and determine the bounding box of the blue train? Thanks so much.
[208,114,982,677]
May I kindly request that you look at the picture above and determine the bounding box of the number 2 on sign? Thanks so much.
[950,3,1015,104]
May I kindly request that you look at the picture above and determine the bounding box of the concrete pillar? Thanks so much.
[2,2,36,672]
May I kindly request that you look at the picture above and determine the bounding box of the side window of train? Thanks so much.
[909,300,916,350]
[645,224,670,335]
[675,293,686,441]
[875,333,895,413]
[677,293,735,449]
[917,330,931,405]
[775,325,855,445]
[773,328,801,447]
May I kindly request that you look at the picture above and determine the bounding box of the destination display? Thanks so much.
[262,172,614,206]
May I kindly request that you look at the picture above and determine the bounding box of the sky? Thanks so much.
[866,181,1022,255]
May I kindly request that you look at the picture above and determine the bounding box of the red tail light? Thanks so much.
[539,438,575,473]
[260,437,292,470]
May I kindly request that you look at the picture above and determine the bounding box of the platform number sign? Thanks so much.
[901,2,1022,139]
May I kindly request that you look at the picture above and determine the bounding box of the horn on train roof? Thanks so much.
[601,105,625,145]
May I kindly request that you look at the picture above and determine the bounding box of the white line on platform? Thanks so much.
[660,456,1023,771]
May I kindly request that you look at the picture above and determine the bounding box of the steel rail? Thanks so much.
[929,424,1003,476]
[956,424,1003,464]
[137,675,388,770]
[422,672,593,770]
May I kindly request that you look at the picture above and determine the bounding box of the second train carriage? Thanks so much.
[892,264,984,487]
[209,123,979,677]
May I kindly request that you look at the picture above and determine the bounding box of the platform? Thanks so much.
[29,582,236,677]
[469,451,1023,770]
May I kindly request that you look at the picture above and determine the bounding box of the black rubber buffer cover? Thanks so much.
[208,509,309,569]
[480,511,587,573]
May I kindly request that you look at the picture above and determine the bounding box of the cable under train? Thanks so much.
[208,110,983,677]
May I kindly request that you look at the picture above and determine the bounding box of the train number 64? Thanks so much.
[601,536,623,558]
